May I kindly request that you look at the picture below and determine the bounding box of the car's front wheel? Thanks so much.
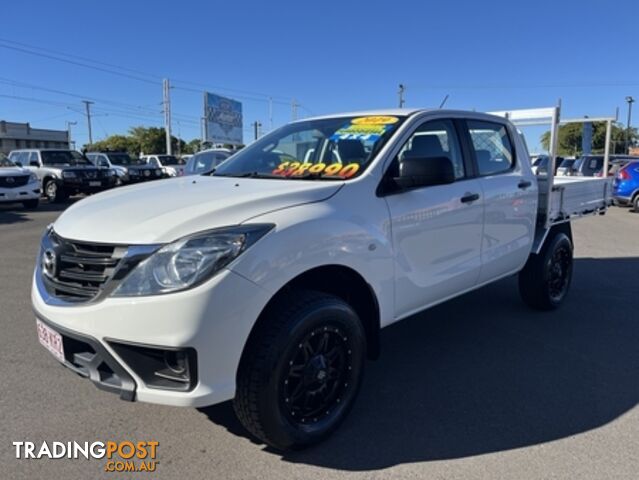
[234,290,366,451]
[44,179,68,203]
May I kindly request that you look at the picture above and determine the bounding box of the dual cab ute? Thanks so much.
[32,107,610,450]
[9,149,118,202]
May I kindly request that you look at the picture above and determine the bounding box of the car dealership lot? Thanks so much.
[1,202,638,479]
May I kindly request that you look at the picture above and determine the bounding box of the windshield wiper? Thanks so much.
[214,171,286,179]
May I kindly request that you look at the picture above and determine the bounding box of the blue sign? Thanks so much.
[204,93,243,145]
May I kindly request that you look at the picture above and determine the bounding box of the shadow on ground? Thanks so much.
[200,257,639,470]
[0,198,77,224]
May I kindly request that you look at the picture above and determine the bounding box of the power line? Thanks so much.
[0,42,159,85]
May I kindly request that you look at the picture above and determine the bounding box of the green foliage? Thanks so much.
[540,122,638,156]
[85,126,197,156]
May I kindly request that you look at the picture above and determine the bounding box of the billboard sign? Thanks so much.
[204,92,243,145]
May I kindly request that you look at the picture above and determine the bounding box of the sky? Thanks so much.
[1,0,638,153]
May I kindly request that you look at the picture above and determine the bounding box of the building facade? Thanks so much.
[0,120,69,155]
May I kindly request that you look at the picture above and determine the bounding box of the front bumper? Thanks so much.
[61,176,118,192]
[0,182,41,202]
[32,268,272,407]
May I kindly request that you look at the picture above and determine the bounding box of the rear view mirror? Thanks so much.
[394,156,455,189]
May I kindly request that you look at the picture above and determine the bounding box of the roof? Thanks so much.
[301,108,423,122]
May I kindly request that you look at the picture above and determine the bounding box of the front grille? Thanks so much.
[65,169,112,180]
[42,232,127,303]
[0,175,30,188]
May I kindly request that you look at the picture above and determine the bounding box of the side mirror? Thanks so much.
[14,161,22,167]
[30,160,40,167]
[394,156,455,189]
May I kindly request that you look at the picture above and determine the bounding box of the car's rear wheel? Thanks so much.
[234,290,366,451]
[633,194,639,213]
[519,230,573,310]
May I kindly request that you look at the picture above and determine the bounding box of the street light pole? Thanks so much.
[625,96,634,154]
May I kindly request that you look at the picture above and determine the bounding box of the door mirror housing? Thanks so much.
[394,156,455,189]
[29,160,40,167]
[14,161,22,167]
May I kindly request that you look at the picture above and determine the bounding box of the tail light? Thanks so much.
[617,169,630,181]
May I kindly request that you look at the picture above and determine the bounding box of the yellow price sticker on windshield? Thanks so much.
[272,162,360,178]
[351,116,399,125]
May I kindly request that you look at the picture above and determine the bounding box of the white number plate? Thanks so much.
[36,319,65,362]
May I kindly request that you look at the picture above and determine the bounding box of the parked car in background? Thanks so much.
[531,155,563,175]
[86,151,166,184]
[556,158,577,176]
[8,149,118,202]
[183,148,232,176]
[141,154,185,177]
[613,160,639,211]
[573,155,638,177]
[594,157,638,178]
[0,154,41,209]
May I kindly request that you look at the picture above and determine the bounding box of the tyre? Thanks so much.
[44,179,68,203]
[234,290,366,451]
[633,195,639,213]
[22,199,39,209]
[518,230,573,310]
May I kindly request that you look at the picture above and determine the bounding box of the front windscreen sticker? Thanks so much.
[272,161,360,178]
[330,123,390,142]
[351,116,399,125]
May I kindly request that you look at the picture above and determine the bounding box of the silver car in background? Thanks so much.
[183,149,232,176]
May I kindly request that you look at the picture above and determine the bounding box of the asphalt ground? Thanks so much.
[1,199,638,479]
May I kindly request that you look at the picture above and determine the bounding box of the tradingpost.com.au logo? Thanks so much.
[13,440,160,473]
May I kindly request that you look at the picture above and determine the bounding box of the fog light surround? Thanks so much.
[107,340,197,392]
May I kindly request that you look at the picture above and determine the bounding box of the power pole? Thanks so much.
[66,121,77,149]
[398,84,405,108]
[291,98,298,121]
[625,96,635,154]
[252,121,262,140]
[163,79,172,155]
[268,96,273,132]
[82,100,94,145]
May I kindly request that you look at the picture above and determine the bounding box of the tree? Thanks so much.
[540,122,638,156]
[183,139,202,154]
[84,126,190,156]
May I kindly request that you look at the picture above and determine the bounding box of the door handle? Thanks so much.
[460,192,480,203]
[518,179,532,189]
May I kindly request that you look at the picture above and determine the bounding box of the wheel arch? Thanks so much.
[238,264,381,375]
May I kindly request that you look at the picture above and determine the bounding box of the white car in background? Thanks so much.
[0,154,41,209]
[140,154,185,177]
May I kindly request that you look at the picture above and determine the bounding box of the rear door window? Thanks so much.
[467,121,515,176]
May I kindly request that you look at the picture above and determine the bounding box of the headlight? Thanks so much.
[29,173,38,183]
[111,224,274,297]
[108,169,116,176]
[62,171,76,179]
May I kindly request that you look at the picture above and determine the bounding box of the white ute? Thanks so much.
[32,106,611,450]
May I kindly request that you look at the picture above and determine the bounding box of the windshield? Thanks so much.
[559,159,575,168]
[41,150,91,166]
[157,155,180,165]
[213,115,405,180]
[106,153,141,165]
[186,151,230,174]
